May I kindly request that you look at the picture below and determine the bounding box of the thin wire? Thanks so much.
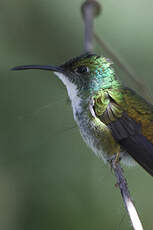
[94,33,153,102]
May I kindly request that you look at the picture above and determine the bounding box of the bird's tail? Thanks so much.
[120,135,153,177]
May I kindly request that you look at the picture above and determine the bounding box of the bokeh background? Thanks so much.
[3,0,153,229]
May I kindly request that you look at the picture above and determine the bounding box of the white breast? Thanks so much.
[55,72,106,161]
[54,72,82,120]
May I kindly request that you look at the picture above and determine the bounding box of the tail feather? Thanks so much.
[119,135,153,177]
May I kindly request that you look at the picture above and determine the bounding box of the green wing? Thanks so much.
[93,87,153,177]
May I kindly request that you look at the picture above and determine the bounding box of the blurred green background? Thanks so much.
[3,0,153,229]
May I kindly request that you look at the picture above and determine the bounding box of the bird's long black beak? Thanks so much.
[11,65,64,73]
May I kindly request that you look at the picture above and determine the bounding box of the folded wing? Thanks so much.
[93,88,153,177]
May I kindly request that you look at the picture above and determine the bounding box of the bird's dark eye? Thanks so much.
[75,65,89,74]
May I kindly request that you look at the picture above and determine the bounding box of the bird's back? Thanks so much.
[120,87,153,144]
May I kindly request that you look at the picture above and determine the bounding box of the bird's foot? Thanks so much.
[114,152,121,165]
[107,153,121,172]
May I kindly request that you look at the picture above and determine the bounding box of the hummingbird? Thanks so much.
[12,53,153,177]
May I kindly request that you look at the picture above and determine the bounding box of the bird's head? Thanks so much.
[12,53,115,100]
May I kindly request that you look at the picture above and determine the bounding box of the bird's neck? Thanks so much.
[55,72,121,120]
[55,72,85,119]
[89,72,121,93]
